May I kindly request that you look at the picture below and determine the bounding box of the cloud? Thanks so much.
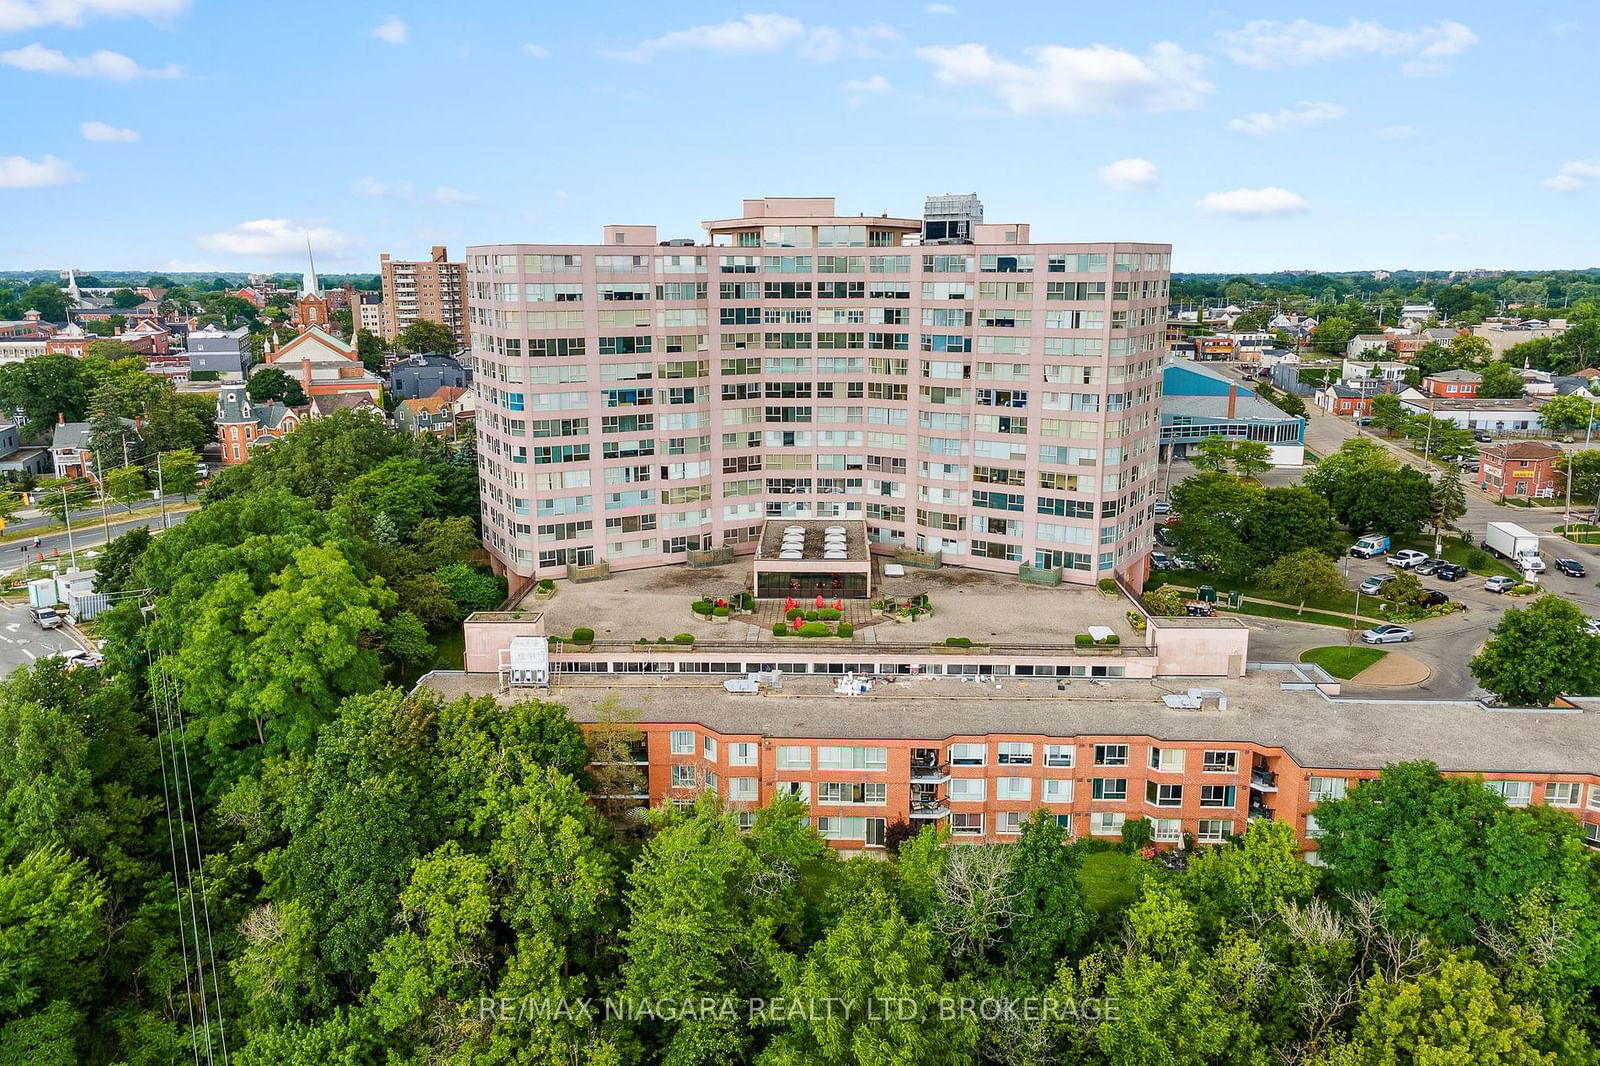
[607,13,891,62]
[1543,161,1600,193]
[197,219,350,257]
[0,154,85,188]
[842,73,891,92]
[915,40,1211,114]
[1375,124,1415,141]
[925,3,957,13]
[0,42,180,78]
[1197,186,1309,218]
[1098,158,1158,190]
[80,120,139,142]
[1218,18,1477,75]
[349,176,414,200]
[522,42,549,59]
[0,0,187,33]
[429,185,478,205]
[1227,100,1343,136]
[372,17,407,44]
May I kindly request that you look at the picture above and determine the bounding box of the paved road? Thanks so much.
[0,510,190,576]
[0,599,89,675]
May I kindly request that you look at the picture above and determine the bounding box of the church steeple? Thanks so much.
[302,235,319,297]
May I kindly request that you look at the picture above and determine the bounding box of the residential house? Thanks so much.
[230,286,268,309]
[1390,334,1428,361]
[254,326,384,402]
[186,323,252,379]
[394,387,472,438]
[215,387,303,466]
[1473,319,1570,357]
[1341,359,1409,383]
[1419,369,1481,398]
[1345,334,1389,358]
[0,422,48,478]
[389,351,470,400]
[1315,383,1383,418]
[1480,441,1562,499]
[51,416,139,479]
[1195,335,1236,361]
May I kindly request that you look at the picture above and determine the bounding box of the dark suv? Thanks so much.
[1434,563,1468,581]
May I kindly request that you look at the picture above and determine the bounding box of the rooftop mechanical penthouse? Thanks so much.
[468,196,1170,596]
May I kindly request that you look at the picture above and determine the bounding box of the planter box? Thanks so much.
[930,644,990,654]
[632,643,697,652]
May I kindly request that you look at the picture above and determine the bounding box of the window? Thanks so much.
[1145,781,1183,807]
[817,782,888,804]
[1090,811,1126,836]
[997,777,1032,801]
[1305,813,1324,839]
[728,777,759,802]
[997,742,1034,766]
[1589,785,1600,812]
[1044,744,1074,768]
[669,730,694,755]
[670,765,698,789]
[776,746,810,770]
[1202,750,1238,773]
[1545,782,1582,807]
[951,813,984,836]
[1092,778,1127,801]
[1042,779,1073,803]
[1152,818,1182,843]
[1148,747,1186,773]
[816,817,869,840]
[866,817,887,848]
[1486,781,1533,807]
[1307,776,1347,803]
[950,743,985,767]
[729,742,758,767]
[1094,744,1128,767]
[1199,785,1237,808]
[701,737,718,762]
[1197,820,1233,843]
[817,746,888,771]
[949,778,987,802]
[997,810,1025,835]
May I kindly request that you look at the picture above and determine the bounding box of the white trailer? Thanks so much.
[1483,521,1540,564]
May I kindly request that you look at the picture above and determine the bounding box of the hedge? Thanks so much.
[786,608,806,620]
[536,579,555,593]
[944,636,974,648]
[1074,633,1093,646]
[772,622,788,636]
[1098,634,1120,646]
[712,605,731,617]
[570,627,594,644]
[673,633,695,645]
[797,622,832,637]
[837,622,854,638]
[691,600,714,617]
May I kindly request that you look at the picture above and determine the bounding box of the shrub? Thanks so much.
[738,593,754,611]
[1509,583,1539,595]
[712,605,731,617]
[816,607,842,621]
[655,637,668,645]
[691,600,714,617]
[1465,548,1491,570]
[1074,633,1093,646]
[1121,816,1153,851]
[944,636,974,648]
[536,578,555,593]
[672,633,695,645]
[772,622,787,636]
[786,608,805,620]
[798,622,831,637]
[804,610,820,621]
[836,622,854,638]
[1097,578,1118,594]
[1098,634,1120,646]
[570,627,595,645]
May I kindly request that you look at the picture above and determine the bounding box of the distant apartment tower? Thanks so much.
[380,245,466,346]
[468,196,1169,596]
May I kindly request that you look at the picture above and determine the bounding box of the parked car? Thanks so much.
[1418,590,1450,608]
[1172,554,1197,570]
[1434,563,1468,581]
[28,605,62,629]
[1586,618,1600,637]
[1153,500,1171,515]
[1412,558,1442,576]
[1484,575,1517,594]
[55,649,104,669]
[1154,527,1176,547]
[1349,534,1391,558]
[1358,573,1395,595]
[1362,623,1413,644]
[1388,549,1429,569]
[1554,558,1587,578]
[1474,432,1494,443]
[1149,550,1173,571]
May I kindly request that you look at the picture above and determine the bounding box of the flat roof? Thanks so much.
[757,519,868,563]
[418,672,1600,777]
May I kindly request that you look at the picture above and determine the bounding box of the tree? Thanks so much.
[355,329,386,374]
[83,339,135,363]
[1430,465,1467,540]
[1449,333,1494,368]
[0,354,99,430]
[1256,548,1344,612]
[1273,389,1306,417]
[434,563,506,613]
[1477,359,1526,399]
[1190,436,1235,473]
[1471,595,1600,706]
[86,409,141,468]
[157,449,201,500]
[109,288,143,309]
[1232,439,1272,478]
[1142,586,1186,615]
[1312,317,1355,354]
[1538,393,1597,434]
[92,525,151,593]
[18,282,70,322]
[1554,449,1600,503]
[394,319,455,355]
[247,366,308,407]
[103,465,147,513]
[1370,392,1404,433]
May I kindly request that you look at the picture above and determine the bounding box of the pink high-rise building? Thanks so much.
[468,196,1170,597]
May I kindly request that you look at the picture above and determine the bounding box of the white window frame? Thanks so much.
[1089,811,1126,836]
[729,742,758,767]
[1042,778,1073,803]
[1044,744,1074,768]
[949,777,987,802]
[950,742,986,767]
[996,777,1032,801]
[997,742,1034,766]
[776,746,811,770]
[1545,782,1582,808]
[669,730,695,755]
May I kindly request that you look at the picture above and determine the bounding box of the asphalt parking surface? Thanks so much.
[0,598,90,676]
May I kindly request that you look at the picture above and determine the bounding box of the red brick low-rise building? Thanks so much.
[1480,440,1562,499]
[1420,369,1481,399]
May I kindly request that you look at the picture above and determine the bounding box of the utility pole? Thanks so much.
[92,448,110,541]
[60,483,78,570]
[155,455,168,530]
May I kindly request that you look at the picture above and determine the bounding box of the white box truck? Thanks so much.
[1483,522,1541,568]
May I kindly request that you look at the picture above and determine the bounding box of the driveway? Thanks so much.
[0,599,89,676]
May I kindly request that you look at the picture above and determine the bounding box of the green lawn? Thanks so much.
[1149,569,1383,621]
[1077,851,1140,913]
[1299,645,1388,679]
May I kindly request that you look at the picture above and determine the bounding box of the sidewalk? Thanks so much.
[0,502,198,547]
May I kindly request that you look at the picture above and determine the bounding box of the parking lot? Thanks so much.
[0,598,91,676]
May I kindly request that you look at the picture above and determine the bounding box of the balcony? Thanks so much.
[1249,768,1278,793]
[909,783,948,819]
[910,748,949,782]
[1248,802,1275,821]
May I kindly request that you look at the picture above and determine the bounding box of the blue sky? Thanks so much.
[1,1,1595,274]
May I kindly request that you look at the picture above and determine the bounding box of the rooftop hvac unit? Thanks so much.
[507,635,550,687]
